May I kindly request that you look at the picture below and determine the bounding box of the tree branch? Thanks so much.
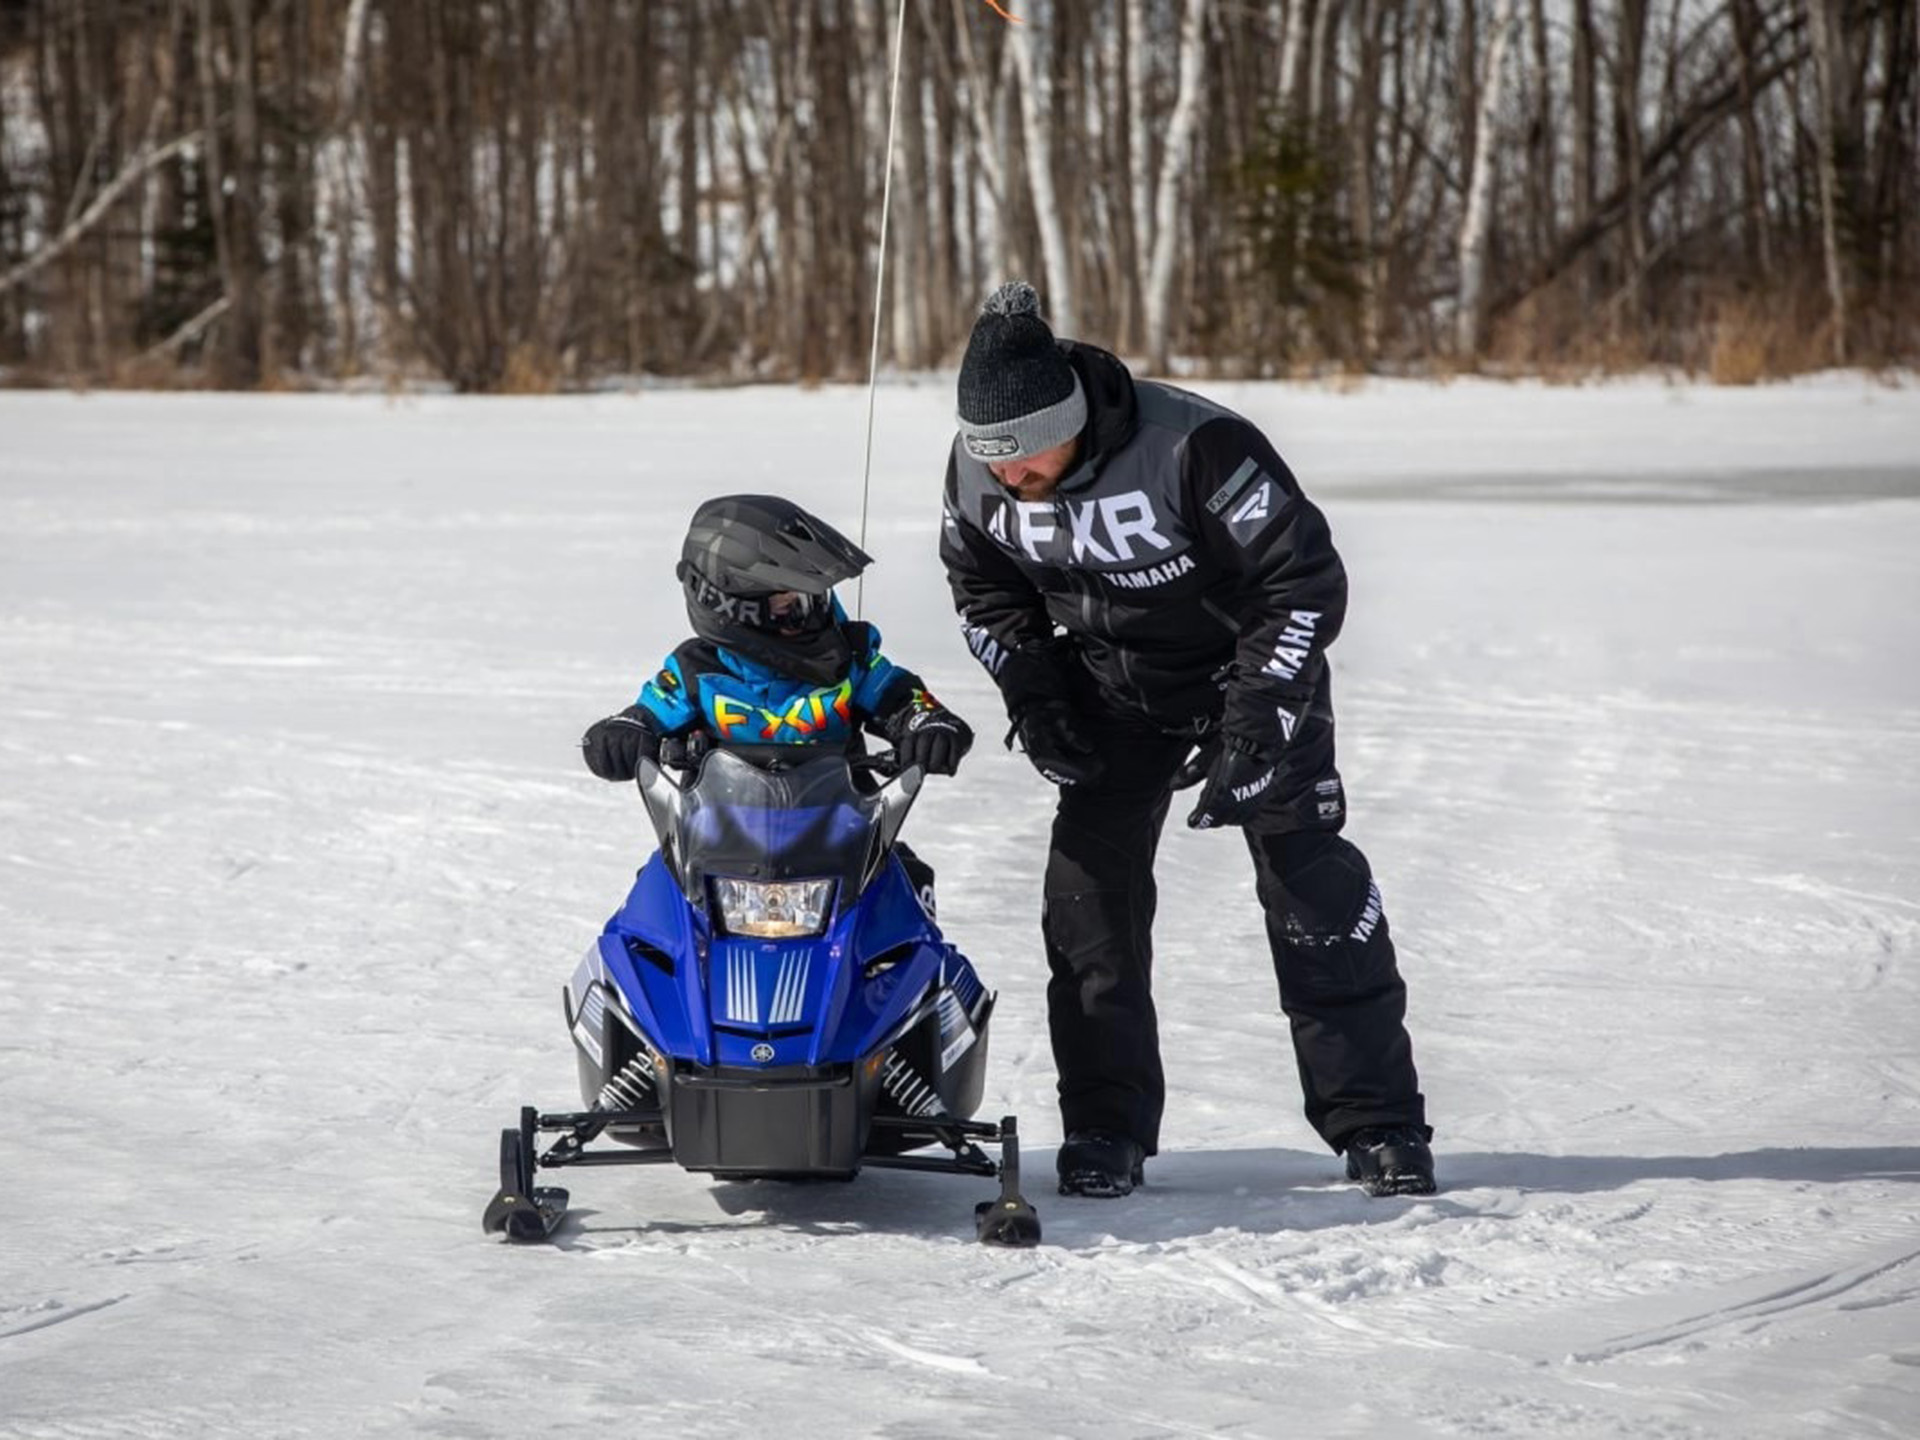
[0,132,203,298]
[137,295,232,361]
[1492,19,1808,319]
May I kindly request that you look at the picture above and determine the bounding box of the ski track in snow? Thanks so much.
[1,381,1918,1439]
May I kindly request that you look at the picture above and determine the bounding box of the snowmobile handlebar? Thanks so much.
[640,734,918,790]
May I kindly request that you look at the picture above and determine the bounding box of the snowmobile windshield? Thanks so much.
[646,748,920,924]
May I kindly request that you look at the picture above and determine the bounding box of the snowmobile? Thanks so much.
[483,741,1041,1247]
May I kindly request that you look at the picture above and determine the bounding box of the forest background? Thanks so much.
[0,0,1913,392]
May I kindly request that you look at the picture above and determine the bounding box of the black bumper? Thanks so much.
[663,1062,876,1177]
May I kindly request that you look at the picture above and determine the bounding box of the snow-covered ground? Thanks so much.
[2,377,1917,1439]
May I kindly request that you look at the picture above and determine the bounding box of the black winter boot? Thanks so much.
[1342,1126,1437,1197]
[1057,1131,1146,1198]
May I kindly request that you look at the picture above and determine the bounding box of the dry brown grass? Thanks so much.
[1481,285,1659,383]
[1701,283,1849,383]
[1706,299,1774,385]
[497,344,563,395]
[104,354,213,391]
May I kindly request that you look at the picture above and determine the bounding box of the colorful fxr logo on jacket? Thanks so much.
[707,681,856,741]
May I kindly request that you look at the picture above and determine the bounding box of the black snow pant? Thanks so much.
[1040,703,1427,1156]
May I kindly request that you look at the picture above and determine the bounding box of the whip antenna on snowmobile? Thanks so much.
[855,0,910,620]
[855,1,1021,617]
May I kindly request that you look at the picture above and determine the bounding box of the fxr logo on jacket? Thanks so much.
[985,489,1175,565]
[708,681,857,742]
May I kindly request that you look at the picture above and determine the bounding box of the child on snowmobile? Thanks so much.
[580,493,974,793]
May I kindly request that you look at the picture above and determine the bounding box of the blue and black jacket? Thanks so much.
[635,621,938,753]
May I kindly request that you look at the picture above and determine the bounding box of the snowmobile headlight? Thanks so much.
[712,877,834,938]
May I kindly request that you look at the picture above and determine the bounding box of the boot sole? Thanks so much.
[1352,1171,1437,1198]
[1057,1163,1145,1199]
[1345,1141,1437,1198]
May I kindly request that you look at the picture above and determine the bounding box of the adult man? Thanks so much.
[940,281,1434,1200]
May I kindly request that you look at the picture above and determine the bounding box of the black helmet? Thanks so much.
[677,495,871,685]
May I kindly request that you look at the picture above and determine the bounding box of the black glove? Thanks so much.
[580,705,661,782]
[888,702,974,776]
[1184,735,1277,830]
[1008,701,1104,788]
[1170,734,1222,791]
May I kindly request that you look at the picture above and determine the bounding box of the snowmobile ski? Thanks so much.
[482,1107,572,1242]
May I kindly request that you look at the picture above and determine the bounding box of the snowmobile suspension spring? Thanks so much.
[881,1053,940,1119]
[595,1052,657,1112]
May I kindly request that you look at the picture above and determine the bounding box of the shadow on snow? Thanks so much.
[534,1144,1920,1251]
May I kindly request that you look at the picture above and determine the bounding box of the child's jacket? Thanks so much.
[635,621,932,750]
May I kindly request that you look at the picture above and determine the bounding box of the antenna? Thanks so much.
[855,0,910,620]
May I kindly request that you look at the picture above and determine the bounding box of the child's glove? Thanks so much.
[885,695,974,776]
[581,705,662,782]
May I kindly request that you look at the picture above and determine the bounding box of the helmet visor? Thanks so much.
[760,590,826,637]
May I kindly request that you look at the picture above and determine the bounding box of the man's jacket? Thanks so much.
[940,341,1348,750]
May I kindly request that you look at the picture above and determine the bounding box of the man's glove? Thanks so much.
[1184,734,1277,830]
[887,700,974,776]
[1008,701,1104,788]
[580,705,662,782]
[1170,734,1222,790]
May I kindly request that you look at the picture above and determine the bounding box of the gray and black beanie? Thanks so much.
[955,281,1086,463]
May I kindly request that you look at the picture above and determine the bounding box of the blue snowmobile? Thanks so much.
[483,742,1041,1246]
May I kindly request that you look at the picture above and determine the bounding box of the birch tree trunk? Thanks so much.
[952,2,1011,299]
[1350,0,1385,358]
[891,8,930,369]
[850,0,920,370]
[193,0,233,381]
[1144,0,1209,371]
[1126,0,1152,306]
[1456,0,1520,357]
[1278,0,1313,121]
[1803,0,1849,363]
[1526,0,1554,263]
[1614,0,1651,340]
[1008,10,1076,334]
[914,1,958,348]
[1728,0,1775,281]
[223,0,263,382]
[323,0,373,370]
[1570,0,1598,304]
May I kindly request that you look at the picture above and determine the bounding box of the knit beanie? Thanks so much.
[955,281,1087,463]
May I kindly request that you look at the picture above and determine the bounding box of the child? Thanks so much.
[580,494,973,786]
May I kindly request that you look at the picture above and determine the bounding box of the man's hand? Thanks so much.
[581,705,662,782]
[890,703,974,776]
[1184,735,1276,829]
[1170,734,1222,790]
[1009,702,1104,787]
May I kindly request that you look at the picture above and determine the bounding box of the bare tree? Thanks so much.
[1008,4,1075,333]
[1803,0,1850,361]
[0,0,1910,386]
[1143,0,1209,371]
[1457,0,1520,356]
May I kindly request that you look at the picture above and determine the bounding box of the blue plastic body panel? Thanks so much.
[599,847,974,1072]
